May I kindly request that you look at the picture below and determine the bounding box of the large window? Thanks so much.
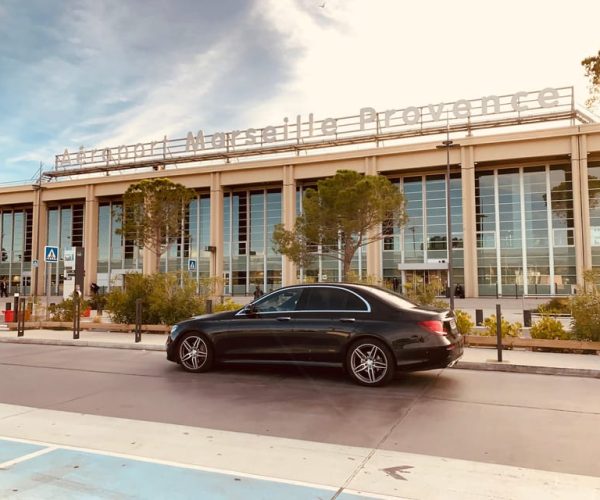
[0,206,33,296]
[476,164,575,296]
[97,201,141,291]
[589,160,600,273]
[47,203,84,295]
[295,184,367,283]
[382,173,463,294]
[224,188,282,295]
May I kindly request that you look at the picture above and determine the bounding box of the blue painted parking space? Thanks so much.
[0,439,45,464]
[0,440,376,500]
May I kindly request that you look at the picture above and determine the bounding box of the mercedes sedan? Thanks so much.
[166,283,463,386]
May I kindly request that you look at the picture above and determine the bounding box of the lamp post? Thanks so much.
[437,130,459,311]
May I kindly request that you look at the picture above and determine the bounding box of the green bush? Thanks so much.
[570,294,600,342]
[530,315,570,340]
[454,310,474,335]
[105,272,205,325]
[214,297,243,312]
[536,297,570,315]
[48,297,90,322]
[481,315,522,338]
[404,280,449,309]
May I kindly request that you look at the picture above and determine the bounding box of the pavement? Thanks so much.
[0,325,598,379]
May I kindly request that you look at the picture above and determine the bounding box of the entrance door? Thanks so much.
[402,270,447,297]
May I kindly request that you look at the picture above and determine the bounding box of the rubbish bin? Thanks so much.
[4,310,14,322]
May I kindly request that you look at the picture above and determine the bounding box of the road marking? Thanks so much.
[0,445,56,469]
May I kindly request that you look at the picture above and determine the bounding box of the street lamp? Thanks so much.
[436,130,460,311]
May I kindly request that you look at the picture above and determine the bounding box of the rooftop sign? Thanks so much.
[54,87,575,172]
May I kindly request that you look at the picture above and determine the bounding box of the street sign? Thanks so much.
[32,259,39,268]
[188,259,197,271]
[44,246,59,263]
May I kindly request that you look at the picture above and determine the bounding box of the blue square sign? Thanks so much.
[44,246,59,263]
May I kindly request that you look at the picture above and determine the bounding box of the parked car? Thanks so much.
[166,283,463,386]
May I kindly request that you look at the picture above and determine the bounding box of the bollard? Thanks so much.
[523,309,532,328]
[496,303,503,362]
[205,299,213,314]
[73,293,80,340]
[475,309,483,326]
[135,299,142,343]
[17,297,26,337]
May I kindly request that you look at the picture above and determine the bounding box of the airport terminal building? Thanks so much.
[1,86,600,299]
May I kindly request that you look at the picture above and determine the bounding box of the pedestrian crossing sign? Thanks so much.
[188,259,197,271]
[44,245,59,263]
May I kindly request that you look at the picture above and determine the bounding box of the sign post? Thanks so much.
[44,246,59,318]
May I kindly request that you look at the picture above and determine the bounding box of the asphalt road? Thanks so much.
[0,344,599,478]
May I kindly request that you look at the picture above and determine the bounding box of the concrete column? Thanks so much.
[142,247,157,275]
[84,184,98,295]
[461,146,478,297]
[282,165,297,285]
[572,134,589,288]
[32,188,47,297]
[365,157,382,281]
[210,172,224,294]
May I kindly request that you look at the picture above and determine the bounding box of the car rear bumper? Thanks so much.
[395,337,464,372]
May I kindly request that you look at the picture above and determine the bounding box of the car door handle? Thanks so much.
[340,318,355,323]
[277,317,291,321]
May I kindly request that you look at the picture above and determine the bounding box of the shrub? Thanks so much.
[404,280,449,309]
[105,272,205,325]
[568,269,600,342]
[48,297,90,322]
[536,297,570,315]
[214,297,243,312]
[454,310,474,335]
[481,315,522,338]
[570,294,600,342]
[530,315,569,340]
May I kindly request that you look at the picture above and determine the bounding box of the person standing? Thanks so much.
[253,285,264,300]
[0,278,7,297]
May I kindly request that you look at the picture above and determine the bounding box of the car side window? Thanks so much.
[299,288,368,311]
[253,288,303,313]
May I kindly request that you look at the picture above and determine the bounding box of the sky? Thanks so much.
[1,0,599,184]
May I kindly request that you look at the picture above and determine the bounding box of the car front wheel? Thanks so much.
[346,339,395,387]
[178,332,214,373]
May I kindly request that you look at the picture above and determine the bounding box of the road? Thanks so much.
[1,343,599,480]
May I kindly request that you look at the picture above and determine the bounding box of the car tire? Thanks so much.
[346,338,395,387]
[177,332,214,373]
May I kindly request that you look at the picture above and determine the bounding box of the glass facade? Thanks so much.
[476,164,576,296]
[382,173,463,295]
[223,188,282,295]
[46,203,84,295]
[0,206,33,296]
[97,201,141,290]
[589,160,600,271]
[295,184,367,282]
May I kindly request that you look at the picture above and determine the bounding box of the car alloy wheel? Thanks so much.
[347,339,394,386]
[178,333,213,373]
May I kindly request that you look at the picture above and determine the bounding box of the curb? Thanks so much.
[0,337,165,352]
[454,361,600,379]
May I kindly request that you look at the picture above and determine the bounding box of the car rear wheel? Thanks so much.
[346,339,395,387]
[178,332,214,373]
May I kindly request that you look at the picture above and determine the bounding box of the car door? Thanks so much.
[292,286,370,363]
[215,287,304,361]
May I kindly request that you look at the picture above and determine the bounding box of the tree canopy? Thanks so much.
[582,50,600,109]
[273,169,406,280]
[116,178,196,273]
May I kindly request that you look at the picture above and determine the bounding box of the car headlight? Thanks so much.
[170,324,179,336]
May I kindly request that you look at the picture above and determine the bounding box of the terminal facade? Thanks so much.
[1,86,600,299]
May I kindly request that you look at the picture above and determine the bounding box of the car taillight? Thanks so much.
[418,320,446,336]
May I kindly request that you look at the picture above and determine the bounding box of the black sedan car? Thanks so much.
[166,283,463,386]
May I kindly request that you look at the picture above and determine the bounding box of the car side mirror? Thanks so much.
[242,304,257,315]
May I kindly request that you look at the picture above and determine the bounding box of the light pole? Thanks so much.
[437,129,459,311]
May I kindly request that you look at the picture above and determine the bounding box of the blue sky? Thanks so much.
[1,0,600,184]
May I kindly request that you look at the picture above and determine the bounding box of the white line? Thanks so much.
[0,446,57,469]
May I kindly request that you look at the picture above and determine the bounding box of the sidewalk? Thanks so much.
[1,326,598,379]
